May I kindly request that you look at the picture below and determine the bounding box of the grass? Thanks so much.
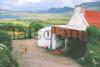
[0,19,30,27]
[0,13,72,26]
[0,13,72,40]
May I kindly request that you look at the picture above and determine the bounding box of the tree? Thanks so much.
[28,21,44,39]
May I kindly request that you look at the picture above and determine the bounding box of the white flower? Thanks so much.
[92,60,98,64]
[90,50,94,53]
[0,43,6,48]
[0,47,3,50]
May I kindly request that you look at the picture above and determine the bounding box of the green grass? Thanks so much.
[0,13,72,27]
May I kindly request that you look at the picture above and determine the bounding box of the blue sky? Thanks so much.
[0,0,99,11]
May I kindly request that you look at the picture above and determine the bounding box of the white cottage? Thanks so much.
[38,26,51,49]
[38,5,100,57]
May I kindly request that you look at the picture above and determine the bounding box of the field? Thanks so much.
[0,12,72,40]
[0,12,73,27]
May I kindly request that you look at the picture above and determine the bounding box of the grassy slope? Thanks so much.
[0,13,72,27]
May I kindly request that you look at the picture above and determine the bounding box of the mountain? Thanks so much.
[42,7,73,13]
[38,7,74,13]
[37,1,100,13]
[81,1,100,10]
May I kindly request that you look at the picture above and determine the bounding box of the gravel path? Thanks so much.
[12,39,81,67]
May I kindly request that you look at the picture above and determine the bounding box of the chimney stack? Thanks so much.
[75,5,85,15]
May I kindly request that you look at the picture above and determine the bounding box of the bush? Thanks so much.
[77,26,100,67]
[87,25,100,43]
[29,21,45,32]
[0,30,12,50]
[0,30,19,67]
[28,21,45,39]
[0,43,19,67]
[77,42,100,67]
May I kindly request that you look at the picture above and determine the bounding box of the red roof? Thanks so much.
[84,10,100,28]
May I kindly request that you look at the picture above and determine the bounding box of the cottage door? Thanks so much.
[67,38,86,59]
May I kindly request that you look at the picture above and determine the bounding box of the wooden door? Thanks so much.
[67,38,86,59]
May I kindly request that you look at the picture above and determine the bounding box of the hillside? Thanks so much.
[38,7,73,13]
[37,1,100,13]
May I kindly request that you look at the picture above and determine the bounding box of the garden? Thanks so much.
[77,25,100,67]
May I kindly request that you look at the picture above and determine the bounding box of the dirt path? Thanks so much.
[12,39,81,67]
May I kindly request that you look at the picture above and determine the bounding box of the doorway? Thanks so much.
[67,38,86,59]
[56,35,65,49]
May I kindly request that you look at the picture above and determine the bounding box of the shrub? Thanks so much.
[0,30,19,67]
[0,30,12,50]
[29,21,45,32]
[87,25,100,43]
[28,21,45,39]
[0,43,19,67]
[77,25,100,67]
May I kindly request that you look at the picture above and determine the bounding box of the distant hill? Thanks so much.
[37,1,100,13]
[81,1,100,10]
[39,7,73,13]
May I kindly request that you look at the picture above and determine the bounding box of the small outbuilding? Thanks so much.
[38,5,100,58]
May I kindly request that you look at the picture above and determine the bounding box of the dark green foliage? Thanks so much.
[87,25,100,43]
[0,30,19,67]
[77,25,100,67]
[0,23,28,40]
[0,47,12,67]
[28,21,45,39]
[0,44,19,67]
[0,23,27,32]
[77,42,100,67]
[0,23,14,27]
[0,30,12,50]
[29,21,45,32]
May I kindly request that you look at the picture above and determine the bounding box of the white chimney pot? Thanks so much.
[75,5,85,15]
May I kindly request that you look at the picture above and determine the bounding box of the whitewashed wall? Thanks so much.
[68,7,89,31]
[38,26,51,49]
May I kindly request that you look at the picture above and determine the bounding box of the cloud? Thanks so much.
[13,0,73,10]
[21,0,43,3]
[16,0,46,5]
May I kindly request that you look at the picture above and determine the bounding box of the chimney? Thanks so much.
[75,5,85,15]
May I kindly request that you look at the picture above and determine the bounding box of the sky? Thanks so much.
[0,0,99,11]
